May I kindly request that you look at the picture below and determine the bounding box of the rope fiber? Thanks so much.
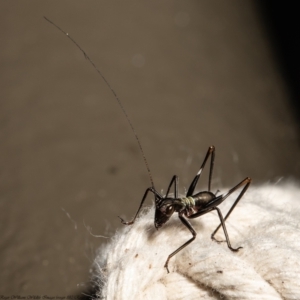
[93,182,300,299]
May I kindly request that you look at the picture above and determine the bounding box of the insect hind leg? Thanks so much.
[213,207,243,251]
[211,177,251,244]
[186,145,215,197]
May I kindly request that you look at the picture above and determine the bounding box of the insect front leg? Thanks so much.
[165,175,179,198]
[186,145,215,197]
[118,187,162,225]
[211,177,251,242]
[164,213,196,273]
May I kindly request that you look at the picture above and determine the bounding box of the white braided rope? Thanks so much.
[93,182,300,299]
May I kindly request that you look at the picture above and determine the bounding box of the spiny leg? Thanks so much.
[211,177,251,242]
[164,214,196,273]
[213,207,242,251]
[186,145,215,197]
[165,175,179,198]
[118,187,162,225]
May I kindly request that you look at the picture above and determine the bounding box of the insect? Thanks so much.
[45,17,251,273]
[119,146,251,272]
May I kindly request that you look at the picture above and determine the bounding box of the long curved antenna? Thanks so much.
[44,17,154,188]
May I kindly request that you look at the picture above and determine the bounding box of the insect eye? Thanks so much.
[167,205,174,214]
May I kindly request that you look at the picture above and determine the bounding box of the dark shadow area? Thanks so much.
[255,2,300,133]
[77,287,100,300]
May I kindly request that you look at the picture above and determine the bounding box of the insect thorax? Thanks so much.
[180,196,196,209]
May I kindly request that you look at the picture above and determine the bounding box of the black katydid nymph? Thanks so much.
[45,17,251,273]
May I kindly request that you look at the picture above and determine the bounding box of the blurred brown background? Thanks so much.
[1,0,299,297]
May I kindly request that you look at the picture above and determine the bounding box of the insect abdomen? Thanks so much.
[193,191,215,208]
